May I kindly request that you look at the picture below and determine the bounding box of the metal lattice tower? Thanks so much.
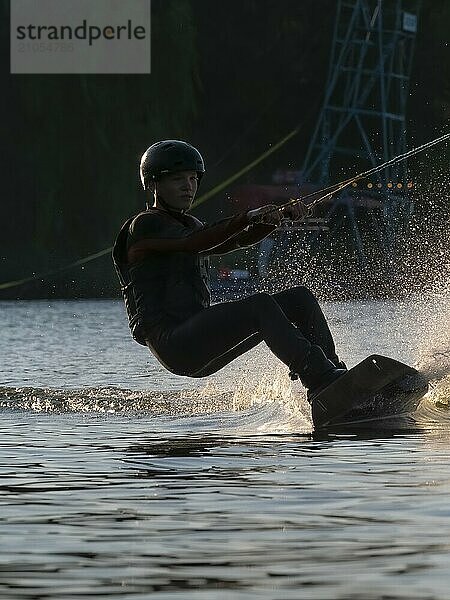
[302,0,421,262]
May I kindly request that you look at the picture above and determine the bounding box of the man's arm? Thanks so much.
[203,223,276,256]
[127,212,249,264]
[205,201,311,255]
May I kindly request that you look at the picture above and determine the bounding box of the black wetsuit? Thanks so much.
[112,208,340,378]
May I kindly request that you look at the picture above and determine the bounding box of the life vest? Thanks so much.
[112,209,210,345]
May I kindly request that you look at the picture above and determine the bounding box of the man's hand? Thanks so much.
[247,204,283,225]
[247,200,311,226]
[280,200,311,222]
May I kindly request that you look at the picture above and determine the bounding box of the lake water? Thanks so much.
[1,294,450,599]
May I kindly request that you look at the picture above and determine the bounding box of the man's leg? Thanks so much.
[270,286,342,366]
[151,292,340,387]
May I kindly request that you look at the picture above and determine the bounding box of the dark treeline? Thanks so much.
[1,0,449,298]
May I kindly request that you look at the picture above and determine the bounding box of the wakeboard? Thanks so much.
[311,354,429,429]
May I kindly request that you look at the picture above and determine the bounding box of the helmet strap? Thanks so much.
[144,187,155,210]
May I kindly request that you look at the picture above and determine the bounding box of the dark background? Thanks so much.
[1,0,449,298]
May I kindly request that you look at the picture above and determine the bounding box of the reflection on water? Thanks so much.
[3,415,450,599]
[0,298,450,598]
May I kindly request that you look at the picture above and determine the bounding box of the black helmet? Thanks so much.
[140,140,205,190]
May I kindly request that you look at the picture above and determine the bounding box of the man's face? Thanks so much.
[154,170,199,211]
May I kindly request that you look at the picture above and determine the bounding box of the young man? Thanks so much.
[113,140,346,400]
